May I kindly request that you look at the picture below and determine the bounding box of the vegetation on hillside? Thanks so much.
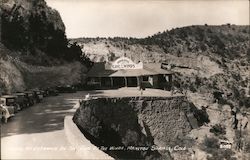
[1,0,92,67]
[0,0,91,92]
[72,25,250,109]
[140,25,249,60]
[73,24,249,61]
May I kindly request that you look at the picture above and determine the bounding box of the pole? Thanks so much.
[124,77,127,87]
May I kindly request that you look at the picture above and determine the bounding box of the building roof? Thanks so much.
[109,68,155,77]
[14,93,26,96]
[87,62,116,77]
[87,62,173,77]
[144,63,173,75]
[0,95,17,98]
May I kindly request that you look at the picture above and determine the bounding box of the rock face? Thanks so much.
[0,0,88,93]
[0,51,25,92]
[1,0,67,57]
[73,97,208,159]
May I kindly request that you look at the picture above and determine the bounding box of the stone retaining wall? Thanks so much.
[73,96,206,159]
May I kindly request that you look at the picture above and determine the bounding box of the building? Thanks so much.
[86,57,173,90]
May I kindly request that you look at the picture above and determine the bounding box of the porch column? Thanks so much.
[137,76,141,88]
[136,77,141,89]
[124,77,128,87]
[168,74,173,89]
[110,77,113,87]
[99,77,102,87]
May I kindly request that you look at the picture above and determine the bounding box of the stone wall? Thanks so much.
[73,96,206,159]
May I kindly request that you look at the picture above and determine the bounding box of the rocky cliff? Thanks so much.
[0,0,88,93]
[1,0,66,58]
[73,95,250,159]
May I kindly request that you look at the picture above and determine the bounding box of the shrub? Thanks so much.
[207,149,236,160]
[244,139,250,153]
[210,124,226,136]
[202,136,219,150]
[201,137,236,160]
[195,76,202,86]
[218,98,229,105]
[239,97,250,108]
[193,107,210,126]
[242,29,247,33]
[189,84,197,92]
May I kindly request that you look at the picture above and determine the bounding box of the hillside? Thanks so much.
[71,25,250,159]
[0,0,88,93]
[0,42,86,92]
[1,0,250,158]
[71,25,249,62]
[71,25,250,108]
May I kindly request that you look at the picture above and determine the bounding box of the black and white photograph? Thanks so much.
[0,0,250,159]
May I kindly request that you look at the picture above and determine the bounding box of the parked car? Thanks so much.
[56,85,76,93]
[47,88,59,96]
[0,95,19,114]
[41,90,49,97]
[32,90,43,103]
[0,103,15,123]
[24,91,35,106]
[14,93,29,109]
[72,84,85,91]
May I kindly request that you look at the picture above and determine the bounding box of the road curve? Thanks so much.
[1,88,177,159]
[1,92,86,159]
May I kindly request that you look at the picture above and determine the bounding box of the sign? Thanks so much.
[106,57,143,70]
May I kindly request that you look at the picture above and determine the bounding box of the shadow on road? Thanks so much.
[1,91,103,138]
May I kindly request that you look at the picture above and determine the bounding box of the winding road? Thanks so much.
[1,92,87,159]
[1,88,177,159]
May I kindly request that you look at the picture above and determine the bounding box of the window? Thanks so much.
[6,98,15,106]
[7,99,14,103]
[143,76,149,81]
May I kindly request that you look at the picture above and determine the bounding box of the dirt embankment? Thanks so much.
[0,44,86,93]
[73,96,209,159]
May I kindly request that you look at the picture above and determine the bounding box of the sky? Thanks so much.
[46,0,249,38]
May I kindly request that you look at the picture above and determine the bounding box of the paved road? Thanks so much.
[1,92,87,159]
[1,88,180,159]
